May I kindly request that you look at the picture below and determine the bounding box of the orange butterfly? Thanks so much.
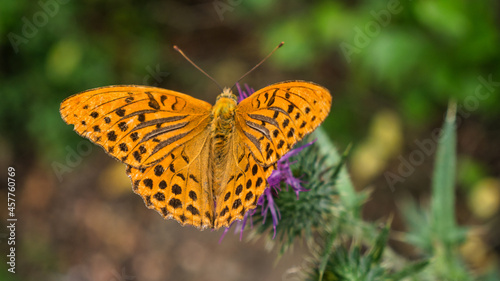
[60,45,331,230]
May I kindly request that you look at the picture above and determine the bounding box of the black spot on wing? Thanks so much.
[118,122,128,132]
[107,131,117,142]
[154,165,164,176]
[189,191,197,201]
[143,178,153,189]
[145,92,161,110]
[187,205,200,215]
[189,174,199,183]
[159,180,167,189]
[154,192,165,201]
[169,198,182,209]
[172,184,182,195]
[116,108,126,117]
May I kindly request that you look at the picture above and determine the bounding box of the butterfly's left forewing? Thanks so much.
[235,81,331,166]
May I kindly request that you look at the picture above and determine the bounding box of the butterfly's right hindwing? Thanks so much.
[126,126,214,229]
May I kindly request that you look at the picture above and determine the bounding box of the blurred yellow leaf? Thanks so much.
[98,162,131,198]
[468,177,500,219]
[352,109,402,185]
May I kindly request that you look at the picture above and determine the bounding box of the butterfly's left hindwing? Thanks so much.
[60,85,212,168]
[213,132,275,228]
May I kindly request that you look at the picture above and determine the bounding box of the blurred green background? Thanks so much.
[1,0,499,280]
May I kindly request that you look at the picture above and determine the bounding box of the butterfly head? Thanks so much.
[213,87,237,120]
[216,87,238,102]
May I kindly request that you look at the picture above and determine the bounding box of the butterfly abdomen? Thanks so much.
[211,92,238,196]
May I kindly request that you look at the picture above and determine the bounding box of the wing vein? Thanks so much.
[139,121,189,143]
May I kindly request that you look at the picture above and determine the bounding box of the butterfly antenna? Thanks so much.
[231,42,284,91]
[173,45,224,92]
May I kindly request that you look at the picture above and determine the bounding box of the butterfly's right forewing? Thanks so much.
[60,85,212,168]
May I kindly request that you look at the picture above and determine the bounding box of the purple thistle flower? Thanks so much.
[236,83,254,103]
[219,83,314,242]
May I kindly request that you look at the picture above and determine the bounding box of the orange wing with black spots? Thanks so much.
[61,85,215,229]
[235,81,331,166]
[213,132,275,228]
[126,126,215,229]
[213,81,331,227]
[60,85,212,168]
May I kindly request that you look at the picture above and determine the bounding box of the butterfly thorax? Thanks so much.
[211,88,238,195]
[212,88,237,133]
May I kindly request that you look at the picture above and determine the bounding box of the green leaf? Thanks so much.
[414,0,469,38]
[318,228,337,281]
[368,222,390,264]
[314,128,362,216]
[430,101,458,247]
[331,143,352,181]
[400,199,433,253]
[387,260,429,280]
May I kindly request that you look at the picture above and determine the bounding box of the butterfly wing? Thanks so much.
[213,132,275,228]
[60,85,215,228]
[126,126,214,229]
[214,81,332,227]
[60,85,212,168]
[235,81,331,166]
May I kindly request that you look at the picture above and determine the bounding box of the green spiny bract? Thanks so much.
[253,137,339,253]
